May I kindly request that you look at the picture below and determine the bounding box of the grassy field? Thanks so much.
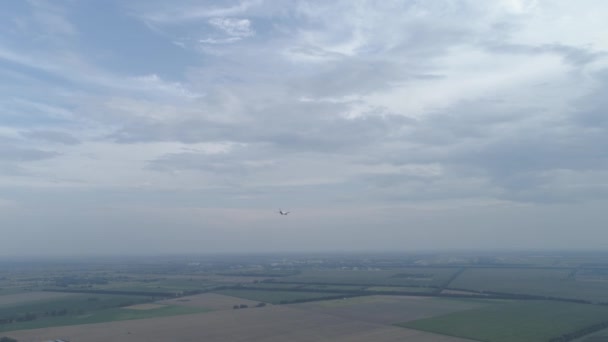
[89,278,218,294]
[0,292,76,307]
[292,296,486,325]
[213,289,347,304]
[450,268,608,302]
[0,293,163,332]
[0,288,30,296]
[580,337,608,342]
[401,300,608,342]
[0,304,210,332]
[243,283,305,290]
[158,293,262,310]
[572,326,608,341]
[243,283,367,291]
[367,286,434,293]
[299,284,367,291]
[0,293,156,317]
[282,268,457,287]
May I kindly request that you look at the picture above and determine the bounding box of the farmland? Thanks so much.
[572,326,608,341]
[0,292,76,307]
[0,292,184,332]
[4,252,608,341]
[367,286,435,293]
[5,303,477,342]
[290,295,487,325]
[0,304,209,333]
[280,268,457,287]
[400,300,608,342]
[213,289,349,304]
[157,293,262,310]
[450,268,608,302]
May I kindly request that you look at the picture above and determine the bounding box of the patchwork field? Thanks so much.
[0,293,188,332]
[0,288,29,296]
[282,268,457,287]
[0,292,76,307]
[289,295,486,325]
[5,303,476,342]
[94,278,218,294]
[157,293,262,310]
[7,254,608,341]
[450,268,608,302]
[213,289,347,304]
[123,304,166,310]
[299,284,368,291]
[368,286,434,293]
[573,326,608,341]
[245,283,305,289]
[441,289,488,296]
[4,291,608,341]
[401,300,608,342]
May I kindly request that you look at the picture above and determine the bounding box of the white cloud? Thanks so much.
[141,0,262,23]
[0,141,237,189]
[208,17,254,38]
[365,49,572,119]
[199,37,242,45]
[3,0,608,253]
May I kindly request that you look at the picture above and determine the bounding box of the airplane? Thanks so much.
[278,209,290,215]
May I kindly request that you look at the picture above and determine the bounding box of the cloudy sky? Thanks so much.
[1,0,608,256]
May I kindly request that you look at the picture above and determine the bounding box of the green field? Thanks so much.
[366,286,434,293]
[573,326,608,341]
[213,289,348,304]
[0,288,30,296]
[0,305,210,332]
[282,268,457,287]
[0,293,156,317]
[85,278,218,294]
[299,284,367,291]
[244,283,367,291]
[581,337,608,342]
[401,300,608,342]
[451,268,608,302]
[243,283,304,290]
[0,293,166,332]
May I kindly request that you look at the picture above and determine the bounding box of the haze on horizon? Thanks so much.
[1,0,608,256]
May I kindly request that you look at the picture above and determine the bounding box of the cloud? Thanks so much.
[3,0,608,254]
[0,144,59,162]
[140,0,262,23]
[208,17,254,38]
[6,0,78,39]
[199,37,242,45]
[0,45,199,101]
[21,130,80,145]
[483,42,605,66]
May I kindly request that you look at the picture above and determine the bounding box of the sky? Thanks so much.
[1,0,608,256]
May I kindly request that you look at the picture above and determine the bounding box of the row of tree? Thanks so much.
[232,303,267,309]
[548,320,608,341]
[0,308,76,325]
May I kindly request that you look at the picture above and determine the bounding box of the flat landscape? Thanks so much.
[450,268,608,302]
[213,289,348,304]
[281,268,458,287]
[0,292,77,307]
[157,293,262,310]
[289,295,486,325]
[4,253,608,341]
[6,302,476,342]
[401,300,608,342]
